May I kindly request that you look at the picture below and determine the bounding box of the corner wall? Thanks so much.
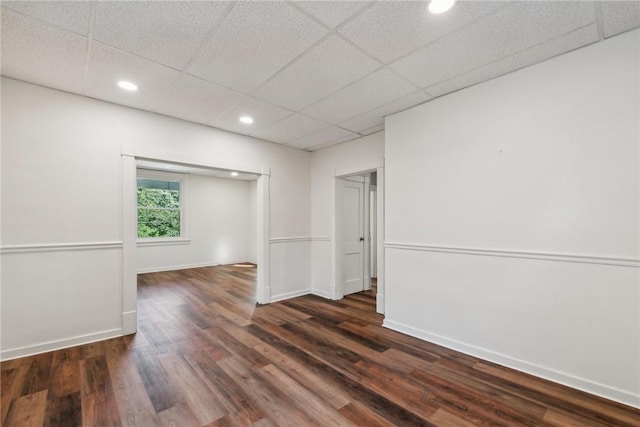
[384,30,640,407]
[0,78,310,359]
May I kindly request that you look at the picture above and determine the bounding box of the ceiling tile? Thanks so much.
[302,68,417,124]
[341,115,383,135]
[390,1,596,89]
[2,1,628,150]
[339,90,432,133]
[210,97,292,134]
[251,114,328,144]
[253,35,381,111]
[155,74,245,127]
[426,24,599,98]
[338,1,504,63]
[2,1,91,35]
[85,42,180,111]
[288,126,358,150]
[0,9,87,94]
[94,2,231,70]
[600,1,640,38]
[294,1,369,29]
[188,2,328,93]
[360,123,385,136]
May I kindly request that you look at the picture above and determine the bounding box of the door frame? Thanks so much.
[338,175,370,296]
[121,145,271,335]
[332,161,385,314]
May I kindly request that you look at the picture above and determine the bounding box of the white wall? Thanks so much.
[385,30,639,407]
[137,173,257,273]
[1,77,310,359]
[309,132,384,299]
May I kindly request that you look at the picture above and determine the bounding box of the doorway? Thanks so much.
[134,160,260,273]
[121,147,271,335]
[369,171,378,293]
[333,166,384,314]
[339,175,370,296]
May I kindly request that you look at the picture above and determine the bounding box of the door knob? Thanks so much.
[360,237,364,241]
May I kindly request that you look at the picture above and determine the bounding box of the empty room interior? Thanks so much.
[1,1,639,426]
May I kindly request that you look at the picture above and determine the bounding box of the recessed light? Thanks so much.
[239,116,254,124]
[117,80,138,91]
[230,171,239,177]
[428,0,456,14]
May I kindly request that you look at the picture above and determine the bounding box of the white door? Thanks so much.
[340,178,365,295]
[370,190,377,278]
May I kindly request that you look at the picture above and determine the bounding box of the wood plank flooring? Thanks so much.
[2,264,639,426]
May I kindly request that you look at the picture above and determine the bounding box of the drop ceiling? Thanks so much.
[1,1,638,151]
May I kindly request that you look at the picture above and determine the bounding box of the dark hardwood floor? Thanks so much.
[2,264,639,426]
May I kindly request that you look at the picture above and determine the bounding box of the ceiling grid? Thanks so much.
[1,1,638,151]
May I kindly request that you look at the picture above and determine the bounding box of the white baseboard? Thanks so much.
[270,289,311,303]
[383,319,640,409]
[311,289,331,299]
[0,328,123,361]
[137,259,254,274]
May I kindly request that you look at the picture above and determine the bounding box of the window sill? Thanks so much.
[137,238,191,247]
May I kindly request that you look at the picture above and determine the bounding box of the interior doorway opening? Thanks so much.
[369,171,378,294]
[121,149,271,335]
[134,159,260,274]
[333,166,384,314]
[338,174,371,296]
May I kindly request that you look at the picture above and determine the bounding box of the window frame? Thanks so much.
[136,169,189,246]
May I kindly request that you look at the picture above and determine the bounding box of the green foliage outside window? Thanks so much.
[137,181,181,238]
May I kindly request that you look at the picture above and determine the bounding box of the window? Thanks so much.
[137,171,184,239]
